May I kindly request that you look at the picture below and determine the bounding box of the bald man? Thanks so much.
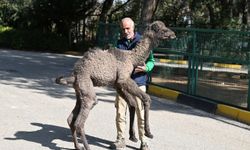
[110,17,154,150]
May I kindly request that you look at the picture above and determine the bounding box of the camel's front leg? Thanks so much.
[128,107,138,142]
[116,87,138,142]
[117,78,153,139]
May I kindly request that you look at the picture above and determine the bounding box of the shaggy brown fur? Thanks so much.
[55,21,175,150]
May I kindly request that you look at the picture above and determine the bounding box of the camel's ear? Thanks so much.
[148,21,161,33]
[144,23,151,32]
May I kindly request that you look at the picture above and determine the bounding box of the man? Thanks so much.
[110,17,154,150]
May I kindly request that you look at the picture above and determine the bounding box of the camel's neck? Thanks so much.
[130,34,156,65]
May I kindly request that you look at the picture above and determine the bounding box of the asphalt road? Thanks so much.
[0,49,250,150]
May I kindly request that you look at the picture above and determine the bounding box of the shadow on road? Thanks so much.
[4,122,123,150]
[0,49,79,100]
[0,49,216,116]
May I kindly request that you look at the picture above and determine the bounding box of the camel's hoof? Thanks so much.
[129,135,138,143]
[74,145,82,150]
[145,132,153,139]
[91,99,98,109]
[55,76,62,84]
[55,76,67,85]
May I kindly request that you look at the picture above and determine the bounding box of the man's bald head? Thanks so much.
[120,17,135,40]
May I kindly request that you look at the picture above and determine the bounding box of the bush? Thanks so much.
[0,26,69,52]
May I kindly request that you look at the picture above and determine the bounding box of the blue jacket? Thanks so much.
[117,32,155,86]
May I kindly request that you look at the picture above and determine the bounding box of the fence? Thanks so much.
[96,23,250,110]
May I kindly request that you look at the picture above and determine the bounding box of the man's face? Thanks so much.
[121,21,135,40]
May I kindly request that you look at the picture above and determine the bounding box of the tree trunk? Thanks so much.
[206,3,216,28]
[241,0,249,25]
[220,0,233,27]
[139,0,160,31]
[248,0,250,25]
[99,0,114,23]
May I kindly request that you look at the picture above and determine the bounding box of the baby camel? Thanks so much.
[55,21,175,150]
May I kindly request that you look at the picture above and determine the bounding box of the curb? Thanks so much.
[216,104,250,124]
[148,84,250,125]
[159,59,187,64]
[148,85,180,101]
[213,63,242,69]
[158,59,242,69]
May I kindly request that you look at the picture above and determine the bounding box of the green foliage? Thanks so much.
[0,26,69,52]
[0,0,17,26]
[0,0,32,26]
[154,0,250,29]
[0,25,12,32]
[28,0,98,34]
[0,0,249,52]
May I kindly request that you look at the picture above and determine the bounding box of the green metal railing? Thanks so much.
[96,23,250,110]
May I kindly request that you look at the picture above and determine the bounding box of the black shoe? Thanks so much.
[129,135,138,143]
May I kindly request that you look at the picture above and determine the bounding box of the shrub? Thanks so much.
[0,26,69,52]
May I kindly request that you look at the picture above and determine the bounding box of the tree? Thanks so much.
[99,0,114,23]
[240,0,249,28]
[154,0,191,27]
[0,0,16,26]
[136,0,160,33]
[0,0,32,27]
[140,0,160,24]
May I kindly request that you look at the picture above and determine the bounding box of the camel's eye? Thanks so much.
[160,30,166,35]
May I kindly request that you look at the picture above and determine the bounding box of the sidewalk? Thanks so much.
[0,49,250,150]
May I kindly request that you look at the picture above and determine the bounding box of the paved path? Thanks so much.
[0,49,250,150]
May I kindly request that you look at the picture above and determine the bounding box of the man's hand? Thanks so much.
[134,63,146,73]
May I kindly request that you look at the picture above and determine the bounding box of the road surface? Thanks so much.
[0,49,250,150]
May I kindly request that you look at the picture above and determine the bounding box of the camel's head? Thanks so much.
[146,21,176,40]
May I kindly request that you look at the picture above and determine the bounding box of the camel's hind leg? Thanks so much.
[76,106,92,150]
[73,76,96,150]
[67,91,88,149]
[67,93,82,150]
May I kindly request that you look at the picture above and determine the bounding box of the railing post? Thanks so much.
[187,30,198,95]
[187,56,192,94]
[248,68,250,110]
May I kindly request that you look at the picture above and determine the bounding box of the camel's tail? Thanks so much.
[55,75,75,85]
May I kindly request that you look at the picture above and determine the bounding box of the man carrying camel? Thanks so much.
[110,17,155,150]
[56,19,175,150]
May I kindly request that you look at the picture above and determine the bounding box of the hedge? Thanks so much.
[0,26,69,52]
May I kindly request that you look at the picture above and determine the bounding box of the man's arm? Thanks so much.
[134,51,155,73]
[145,51,155,72]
